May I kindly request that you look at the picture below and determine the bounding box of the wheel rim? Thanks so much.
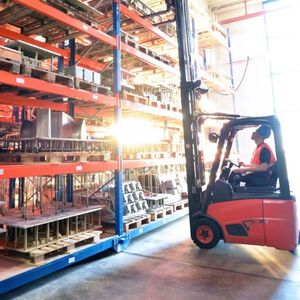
[196,225,214,244]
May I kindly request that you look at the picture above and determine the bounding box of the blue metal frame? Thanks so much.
[0,236,117,294]
[66,38,76,202]
[0,209,188,295]
[113,0,124,238]
[8,178,16,208]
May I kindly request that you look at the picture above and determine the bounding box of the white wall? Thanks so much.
[224,15,274,116]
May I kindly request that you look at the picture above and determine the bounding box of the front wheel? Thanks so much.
[191,218,221,249]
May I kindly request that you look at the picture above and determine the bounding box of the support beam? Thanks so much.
[119,4,177,47]
[0,158,185,179]
[221,11,265,24]
[13,0,116,47]
[0,93,110,118]
[0,161,118,179]
[0,70,116,107]
[0,27,106,72]
[113,0,123,237]
[12,0,179,75]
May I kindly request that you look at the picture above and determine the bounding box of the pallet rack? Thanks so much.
[0,0,232,294]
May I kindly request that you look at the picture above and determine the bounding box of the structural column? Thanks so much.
[66,38,76,203]
[113,0,123,236]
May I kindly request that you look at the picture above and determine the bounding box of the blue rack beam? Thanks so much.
[0,210,188,295]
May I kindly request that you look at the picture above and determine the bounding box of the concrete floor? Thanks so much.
[2,214,300,300]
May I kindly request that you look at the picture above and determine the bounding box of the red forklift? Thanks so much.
[173,0,299,252]
[190,115,299,251]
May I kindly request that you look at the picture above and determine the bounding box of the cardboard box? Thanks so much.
[93,72,101,85]
[0,46,22,62]
[64,65,84,79]
[84,68,93,83]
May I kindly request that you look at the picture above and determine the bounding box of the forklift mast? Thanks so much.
[173,0,205,221]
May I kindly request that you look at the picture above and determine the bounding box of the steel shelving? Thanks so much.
[0,0,186,294]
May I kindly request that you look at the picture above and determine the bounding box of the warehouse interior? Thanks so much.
[0,0,299,298]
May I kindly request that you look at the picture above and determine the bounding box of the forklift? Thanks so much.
[173,0,299,251]
[190,114,299,251]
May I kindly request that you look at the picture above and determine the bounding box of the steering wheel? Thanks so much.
[224,158,241,168]
[219,159,241,182]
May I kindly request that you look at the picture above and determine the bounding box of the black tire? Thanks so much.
[191,218,221,249]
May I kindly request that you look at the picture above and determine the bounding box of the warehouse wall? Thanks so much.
[215,4,275,162]
[220,11,274,116]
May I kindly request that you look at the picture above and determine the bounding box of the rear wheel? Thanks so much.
[191,218,221,249]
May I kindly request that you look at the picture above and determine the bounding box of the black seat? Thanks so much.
[234,185,275,193]
[212,179,233,202]
[233,162,278,193]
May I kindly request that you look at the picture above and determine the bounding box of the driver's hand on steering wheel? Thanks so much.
[239,161,247,167]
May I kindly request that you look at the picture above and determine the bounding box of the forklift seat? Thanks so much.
[233,185,275,193]
[233,163,278,194]
[212,179,233,202]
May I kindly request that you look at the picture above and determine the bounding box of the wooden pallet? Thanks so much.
[164,206,173,216]
[29,230,102,264]
[21,65,74,87]
[123,214,151,232]
[150,209,165,221]
[13,152,111,163]
[0,57,20,74]
[74,78,112,95]
[122,91,149,105]
[149,206,173,221]
[167,199,189,213]
[122,36,170,65]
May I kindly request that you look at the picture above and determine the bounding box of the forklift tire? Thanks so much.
[191,218,221,249]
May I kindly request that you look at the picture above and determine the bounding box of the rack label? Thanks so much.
[76,166,83,171]
[16,78,25,84]
[92,94,98,100]
[82,24,89,31]
[68,257,75,264]
[0,169,3,175]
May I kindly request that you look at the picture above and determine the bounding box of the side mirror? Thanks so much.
[208,132,219,143]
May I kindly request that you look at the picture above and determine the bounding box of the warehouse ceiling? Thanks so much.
[208,0,263,11]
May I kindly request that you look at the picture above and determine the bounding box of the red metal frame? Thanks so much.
[0,94,181,121]
[121,43,179,75]
[0,93,109,118]
[0,27,106,72]
[122,99,182,120]
[13,0,116,47]
[0,70,116,107]
[119,4,177,47]
[124,157,185,169]
[221,11,265,25]
[0,158,186,179]
[12,0,179,75]
[0,161,117,179]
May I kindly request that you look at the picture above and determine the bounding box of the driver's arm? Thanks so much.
[234,162,269,174]
[234,147,271,174]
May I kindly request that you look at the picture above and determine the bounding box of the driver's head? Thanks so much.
[251,125,271,142]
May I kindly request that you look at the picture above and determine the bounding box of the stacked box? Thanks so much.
[64,65,84,79]
[84,68,93,83]
[93,72,101,85]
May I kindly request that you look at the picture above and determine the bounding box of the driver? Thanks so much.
[230,125,276,186]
